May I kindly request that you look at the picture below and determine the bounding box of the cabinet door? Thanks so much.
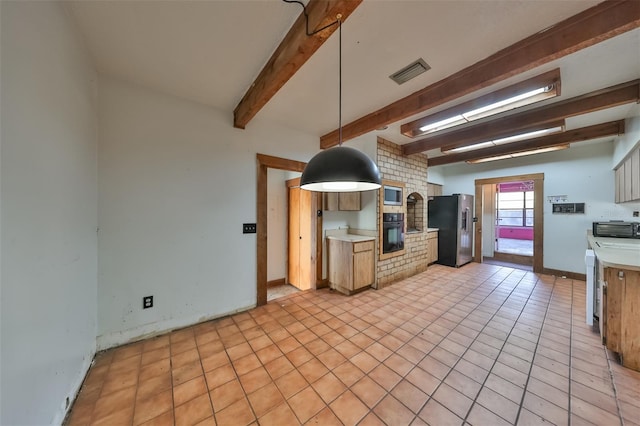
[624,156,633,202]
[323,193,339,211]
[353,250,374,289]
[632,148,640,201]
[604,268,623,352]
[323,192,361,211]
[428,235,438,263]
[615,166,623,203]
[339,192,361,211]
[621,269,640,371]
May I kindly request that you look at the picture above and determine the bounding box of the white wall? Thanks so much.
[97,77,319,349]
[1,2,98,424]
[431,142,640,274]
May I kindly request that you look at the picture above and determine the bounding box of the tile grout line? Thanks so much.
[291,268,493,419]
[459,272,553,424]
[377,268,515,422]
[367,266,518,422]
[517,276,573,425]
[389,267,536,422]
[169,340,177,425]
[603,326,625,425]
[568,278,574,426]
[194,329,218,425]
[289,266,512,424]
[511,275,560,425]
[130,345,143,426]
[244,312,323,424]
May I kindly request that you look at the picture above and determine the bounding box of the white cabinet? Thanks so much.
[615,146,640,203]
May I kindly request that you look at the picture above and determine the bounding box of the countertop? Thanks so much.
[427,228,439,232]
[327,234,375,243]
[587,235,640,271]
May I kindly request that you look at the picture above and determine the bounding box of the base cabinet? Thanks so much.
[602,267,640,371]
[328,238,374,295]
[427,231,438,264]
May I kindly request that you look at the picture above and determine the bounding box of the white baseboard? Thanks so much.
[96,303,256,351]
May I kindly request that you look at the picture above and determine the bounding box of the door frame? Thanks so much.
[257,154,322,306]
[474,173,544,273]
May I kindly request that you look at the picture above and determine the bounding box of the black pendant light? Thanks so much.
[299,15,381,192]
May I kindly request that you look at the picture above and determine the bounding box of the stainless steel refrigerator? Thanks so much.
[428,194,474,267]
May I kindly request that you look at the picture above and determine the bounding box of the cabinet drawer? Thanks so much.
[353,241,374,253]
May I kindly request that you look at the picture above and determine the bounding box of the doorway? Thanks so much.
[474,173,543,273]
[257,154,323,306]
[494,180,534,266]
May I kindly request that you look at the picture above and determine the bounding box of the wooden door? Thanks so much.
[288,187,301,289]
[288,186,314,290]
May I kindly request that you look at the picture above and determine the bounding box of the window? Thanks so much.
[496,190,533,227]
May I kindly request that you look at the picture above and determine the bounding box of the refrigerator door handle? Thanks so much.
[461,208,469,231]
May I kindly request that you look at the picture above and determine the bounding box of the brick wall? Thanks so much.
[377,137,430,287]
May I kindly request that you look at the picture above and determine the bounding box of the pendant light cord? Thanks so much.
[338,18,342,146]
[281,0,343,146]
[282,0,341,36]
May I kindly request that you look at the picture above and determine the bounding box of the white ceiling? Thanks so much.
[66,0,640,159]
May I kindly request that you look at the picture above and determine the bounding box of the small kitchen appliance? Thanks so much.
[592,221,640,238]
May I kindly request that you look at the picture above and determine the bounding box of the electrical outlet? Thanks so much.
[243,223,257,234]
[143,296,153,309]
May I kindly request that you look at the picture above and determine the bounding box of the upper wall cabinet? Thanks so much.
[615,146,640,203]
[323,192,362,211]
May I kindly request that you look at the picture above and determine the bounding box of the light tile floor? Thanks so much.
[496,238,534,256]
[268,284,300,302]
[65,263,640,425]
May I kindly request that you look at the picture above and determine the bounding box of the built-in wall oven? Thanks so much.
[383,213,404,254]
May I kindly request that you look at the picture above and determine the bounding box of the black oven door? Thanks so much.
[383,221,404,253]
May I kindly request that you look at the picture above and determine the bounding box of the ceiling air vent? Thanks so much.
[389,58,430,85]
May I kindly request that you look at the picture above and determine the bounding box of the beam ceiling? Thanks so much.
[234,0,362,130]
[320,0,640,149]
[427,120,625,166]
[403,80,639,155]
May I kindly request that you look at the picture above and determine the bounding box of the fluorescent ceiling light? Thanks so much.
[418,115,466,133]
[466,144,569,164]
[418,84,554,135]
[461,87,548,120]
[443,126,563,154]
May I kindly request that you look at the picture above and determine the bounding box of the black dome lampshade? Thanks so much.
[300,146,381,192]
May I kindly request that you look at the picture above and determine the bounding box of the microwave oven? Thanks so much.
[383,185,403,206]
[592,221,640,238]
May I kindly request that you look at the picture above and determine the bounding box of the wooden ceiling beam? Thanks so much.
[320,0,640,149]
[403,80,639,155]
[427,120,625,166]
[234,0,362,129]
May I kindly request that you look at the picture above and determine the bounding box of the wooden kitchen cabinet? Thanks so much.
[328,237,375,295]
[615,145,640,203]
[427,231,438,264]
[323,192,361,211]
[602,266,640,371]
